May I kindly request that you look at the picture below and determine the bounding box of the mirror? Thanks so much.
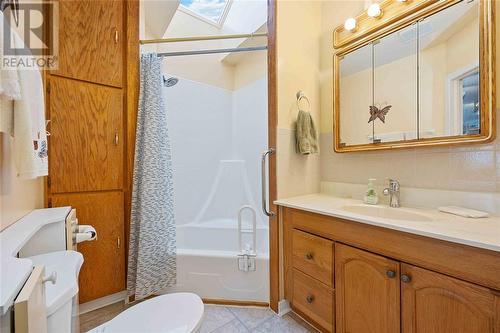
[339,44,373,146]
[334,0,495,152]
[419,0,480,138]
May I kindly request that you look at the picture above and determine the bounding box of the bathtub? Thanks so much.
[167,219,270,302]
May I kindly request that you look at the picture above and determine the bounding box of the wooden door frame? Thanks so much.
[125,0,279,311]
[267,0,279,313]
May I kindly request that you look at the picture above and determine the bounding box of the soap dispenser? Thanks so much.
[364,178,378,205]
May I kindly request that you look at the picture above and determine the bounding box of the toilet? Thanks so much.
[29,250,204,333]
[88,293,205,333]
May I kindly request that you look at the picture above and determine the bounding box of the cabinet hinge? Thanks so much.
[47,176,51,187]
[46,81,50,94]
[47,198,52,208]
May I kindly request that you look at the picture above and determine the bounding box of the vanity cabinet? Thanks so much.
[335,244,400,333]
[282,207,500,333]
[401,264,498,333]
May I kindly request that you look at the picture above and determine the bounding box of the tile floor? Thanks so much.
[79,301,316,333]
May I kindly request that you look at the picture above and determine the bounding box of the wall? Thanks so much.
[160,9,240,90]
[320,1,500,195]
[0,135,44,230]
[165,51,268,226]
[276,0,322,199]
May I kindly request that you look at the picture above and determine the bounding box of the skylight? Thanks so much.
[180,0,230,24]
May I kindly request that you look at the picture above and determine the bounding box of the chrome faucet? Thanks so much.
[383,179,400,208]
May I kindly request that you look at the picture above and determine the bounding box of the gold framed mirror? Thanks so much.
[333,0,495,152]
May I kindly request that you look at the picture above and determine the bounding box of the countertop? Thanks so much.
[0,207,71,315]
[275,194,500,253]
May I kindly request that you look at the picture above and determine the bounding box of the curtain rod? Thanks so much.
[140,32,268,45]
[157,45,267,57]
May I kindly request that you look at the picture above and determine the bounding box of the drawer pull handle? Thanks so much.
[306,295,315,304]
[386,270,396,279]
[401,274,412,283]
[305,252,314,260]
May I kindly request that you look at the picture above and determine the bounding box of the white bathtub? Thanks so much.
[167,219,270,302]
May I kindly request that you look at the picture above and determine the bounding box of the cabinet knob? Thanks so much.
[401,274,412,283]
[305,252,314,260]
[114,29,119,44]
[114,132,119,146]
[386,270,396,279]
[306,295,315,304]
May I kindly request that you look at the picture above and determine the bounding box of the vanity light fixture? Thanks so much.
[367,3,382,18]
[344,18,357,31]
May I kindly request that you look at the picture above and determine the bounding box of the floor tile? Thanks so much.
[199,305,236,333]
[79,301,314,333]
[212,318,250,333]
[253,315,314,333]
[227,306,275,330]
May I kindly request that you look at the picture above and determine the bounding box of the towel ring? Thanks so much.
[296,91,311,111]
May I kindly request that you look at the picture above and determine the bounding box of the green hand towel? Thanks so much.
[295,109,319,155]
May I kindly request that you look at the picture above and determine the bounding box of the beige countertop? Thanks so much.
[275,194,500,253]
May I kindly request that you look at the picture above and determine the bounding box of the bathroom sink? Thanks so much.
[340,205,433,222]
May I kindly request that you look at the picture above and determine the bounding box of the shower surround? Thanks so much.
[164,74,269,302]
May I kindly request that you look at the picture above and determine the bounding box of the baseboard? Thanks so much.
[202,298,269,307]
[277,299,291,316]
[79,291,127,315]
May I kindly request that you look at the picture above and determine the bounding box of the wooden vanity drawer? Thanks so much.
[292,229,333,286]
[292,269,334,332]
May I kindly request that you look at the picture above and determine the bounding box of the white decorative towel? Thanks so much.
[438,206,489,218]
[0,12,47,179]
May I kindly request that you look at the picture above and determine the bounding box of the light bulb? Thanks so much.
[367,3,382,17]
[344,18,357,31]
[397,0,408,2]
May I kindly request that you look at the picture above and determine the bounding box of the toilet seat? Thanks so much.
[88,293,204,333]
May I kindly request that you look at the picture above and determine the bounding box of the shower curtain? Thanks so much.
[127,53,176,300]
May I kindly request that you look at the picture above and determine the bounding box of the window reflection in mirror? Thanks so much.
[339,43,373,146]
[373,23,417,143]
[418,0,480,138]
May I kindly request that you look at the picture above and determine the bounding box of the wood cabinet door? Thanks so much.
[54,0,123,87]
[52,191,125,303]
[401,264,497,333]
[335,244,400,333]
[49,76,123,193]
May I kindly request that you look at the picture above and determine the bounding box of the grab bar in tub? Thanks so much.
[238,205,257,254]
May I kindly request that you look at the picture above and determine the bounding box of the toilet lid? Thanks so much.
[90,293,204,333]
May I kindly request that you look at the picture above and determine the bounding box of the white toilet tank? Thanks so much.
[28,251,84,333]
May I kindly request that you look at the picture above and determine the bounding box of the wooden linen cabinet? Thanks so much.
[46,0,138,303]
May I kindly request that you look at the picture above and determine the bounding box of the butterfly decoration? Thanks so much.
[368,104,392,123]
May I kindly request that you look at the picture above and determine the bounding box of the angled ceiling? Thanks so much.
[143,0,180,38]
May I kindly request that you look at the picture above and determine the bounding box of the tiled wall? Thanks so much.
[320,129,500,193]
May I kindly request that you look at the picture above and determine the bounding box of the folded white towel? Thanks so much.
[0,12,47,179]
[0,98,14,135]
[0,12,20,136]
[438,206,489,218]
[0,13,21,100]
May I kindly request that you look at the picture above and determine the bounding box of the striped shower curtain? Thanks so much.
[127,53,176,300]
